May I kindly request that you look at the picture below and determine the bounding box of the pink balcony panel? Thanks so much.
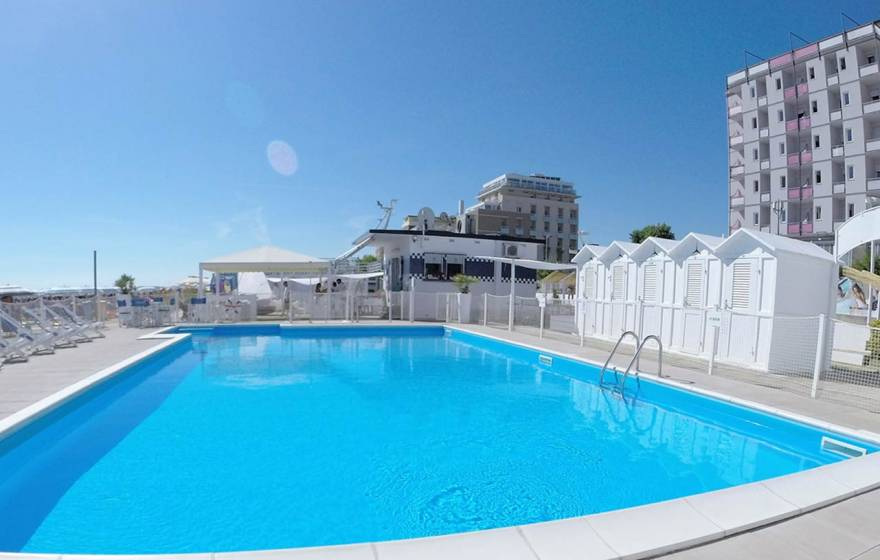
[801,222,813,234]
[801,151,812,163]
[787,153,801,166]
[797,83,809,95]
[794,44,818,61]
[788,223,801,234]
[786,119,799,131]
[784,86,797,99]
[801,186,813,198]
[771,53,793,69]
[788,187,801,199]
[799,116,810,128]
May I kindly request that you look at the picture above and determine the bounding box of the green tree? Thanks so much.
[451,274,478,294]
[114,274,135,294]
[357,254,378,264]
[630,223,675,244]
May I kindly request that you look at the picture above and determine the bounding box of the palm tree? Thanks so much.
[114,274,135,294]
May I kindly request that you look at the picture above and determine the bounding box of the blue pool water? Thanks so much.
[0,325,875,554]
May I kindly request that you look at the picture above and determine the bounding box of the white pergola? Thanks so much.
[198,245,329,296]
[475,256,577,331]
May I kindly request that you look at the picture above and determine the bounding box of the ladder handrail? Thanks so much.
[619,334,663,389]
[599,330,640,385]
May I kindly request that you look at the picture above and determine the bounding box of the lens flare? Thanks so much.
[266,140,298,176]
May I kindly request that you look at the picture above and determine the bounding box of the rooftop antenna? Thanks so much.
[375,199,396,229]
[841,12,859,48]
[743,50,765,84]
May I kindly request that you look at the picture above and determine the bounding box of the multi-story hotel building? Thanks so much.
[727,21,880,251]
[462,173,580,262]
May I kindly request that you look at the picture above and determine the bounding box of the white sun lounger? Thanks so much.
[0,308,59,355]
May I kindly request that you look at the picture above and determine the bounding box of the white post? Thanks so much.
[409,277,415,323]
[198,265,204,297]
[508,262,516,332]
[869,242,875,327]
[811,313,827,398]
[539,302,545,339]
[708,326,719,376]
[387,290,393,323]
[483,292,488,326]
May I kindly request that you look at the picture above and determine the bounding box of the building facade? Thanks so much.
[462,173,580,262]
[727,21,880,252]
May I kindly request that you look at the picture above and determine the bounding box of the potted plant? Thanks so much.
[451,274,478,323]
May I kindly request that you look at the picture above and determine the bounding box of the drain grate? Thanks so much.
[821,436,867,458]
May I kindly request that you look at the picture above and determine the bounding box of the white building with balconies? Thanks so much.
[727,20,880,252]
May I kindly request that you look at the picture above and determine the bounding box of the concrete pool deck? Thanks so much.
[0,322,879,559]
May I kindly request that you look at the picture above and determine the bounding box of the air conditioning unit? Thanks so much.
[504,244,518,257]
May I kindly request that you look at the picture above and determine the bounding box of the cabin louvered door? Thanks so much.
[642,262,658,303]
[685,261,704,308]
[731,262,751,310]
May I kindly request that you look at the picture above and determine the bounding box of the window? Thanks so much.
[811,100,818,113]
[843,91,850,106]
[753,179,759,192]
[775,78,782,90]
[569,209,577,220]
[816,169,822,184]
[530,204,536,214]
[777,109,784,122]
[685,261,704,308]
[611,266,625,301]
[753,148,759,160]
[642,262,658,302]
[750,86,756,98]
[530,220,536,230]
[445,254,464,279]
[569,239,577,250]
[816,206,822,220]
[516,207,521,213]
[556,223,563,233]
[543,207,549,216]
[849,203,855,218]
[848,165,854,180]
[781,207,787,222]
[780,175,787,188]
[557,208,563,218]
[779,142,785,155]
[752,212,759,225]
[751,117,758,129]
[846,128,853,142]
[809,67,815,80]
[840,57,847,70]
[814,135,820,148]
[569,224,577,234]
[870,55,877,64]
[423,253,444,280]
[731,262,751,310]
[543,220,550,231]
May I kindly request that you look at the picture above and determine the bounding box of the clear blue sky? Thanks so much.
[1,0,876,289]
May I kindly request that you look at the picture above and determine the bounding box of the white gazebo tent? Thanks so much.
[198,245,329,297]
[475,256,577,331]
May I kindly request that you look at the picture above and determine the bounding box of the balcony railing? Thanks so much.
[788,222,814,235]
[771,53,793,69]
[788,186,814,200]
[785,116,811,131]
[794,44,819,61]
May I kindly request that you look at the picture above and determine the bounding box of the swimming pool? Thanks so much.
[0,324,875,554]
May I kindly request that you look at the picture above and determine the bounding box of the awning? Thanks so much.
[200,245,329,274]
[472,256,577,270]
[842,266,880,292]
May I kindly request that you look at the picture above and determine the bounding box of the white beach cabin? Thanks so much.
[711,228,836,370]
[596,241,640,339]
[666,233,726,357]
[629,237,679,347]
[572,245,607,337]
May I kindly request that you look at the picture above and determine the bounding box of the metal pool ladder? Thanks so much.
[600,332,664,390]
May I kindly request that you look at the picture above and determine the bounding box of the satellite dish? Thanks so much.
[416,207,435,232]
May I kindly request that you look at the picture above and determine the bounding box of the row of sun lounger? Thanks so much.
[0,298,106,366]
